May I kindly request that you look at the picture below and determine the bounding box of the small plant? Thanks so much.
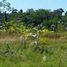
[33,37,48,54]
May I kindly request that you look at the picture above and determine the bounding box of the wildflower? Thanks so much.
[29,33,33,36]
[51,31,54,32]
[32,34,37,38]
[31,41,37,46]
[42,55,47,62]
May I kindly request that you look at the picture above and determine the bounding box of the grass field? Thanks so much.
[0,32,67,67]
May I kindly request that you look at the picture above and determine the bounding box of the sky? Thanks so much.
[0,0,67,12]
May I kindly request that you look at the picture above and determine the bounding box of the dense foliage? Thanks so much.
[0,0,67,33]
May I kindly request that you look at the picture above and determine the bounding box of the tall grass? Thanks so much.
[0,32,67,67]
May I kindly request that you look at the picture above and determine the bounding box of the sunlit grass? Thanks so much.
[0,32,67,67]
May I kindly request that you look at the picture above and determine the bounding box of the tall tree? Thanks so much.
[0,0,13,21]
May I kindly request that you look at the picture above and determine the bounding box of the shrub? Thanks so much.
[37,37,48,45]
[8,26,16,33]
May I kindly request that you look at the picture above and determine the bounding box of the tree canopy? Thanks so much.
[0,0,67,32]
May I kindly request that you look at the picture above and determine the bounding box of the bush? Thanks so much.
[37,37,48,45]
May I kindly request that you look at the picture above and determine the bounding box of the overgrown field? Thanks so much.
[0,32,67,67]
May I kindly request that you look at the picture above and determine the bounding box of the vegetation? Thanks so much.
[0,32,66,67]
[0,0,67,67]
[0,0,67,32]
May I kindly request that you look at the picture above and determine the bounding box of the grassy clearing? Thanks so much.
[0,32,67,67]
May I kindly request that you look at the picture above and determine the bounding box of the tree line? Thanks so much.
[0,0,67,32]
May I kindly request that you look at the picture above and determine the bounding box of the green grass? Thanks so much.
[0,32,67,67]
